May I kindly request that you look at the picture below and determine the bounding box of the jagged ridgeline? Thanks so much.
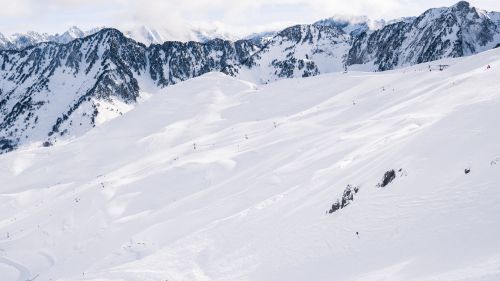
[347,1,500,70]
[1,1,499,153]
[0,29,259,152]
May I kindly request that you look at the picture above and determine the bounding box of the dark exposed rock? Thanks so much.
[328,184,360,214]
[0,138,16,153]
[329,200,341,213]
[0,29,260,150]
[491,158,500,166]
[1,2,500,153]
[243,24,349,81]
[347,1,500,71]
[378,170,396,188]
[148,39,257,87]
[42,141,52,147]
[341,184,359,208]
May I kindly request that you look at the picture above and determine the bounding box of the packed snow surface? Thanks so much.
[1,48,500,281]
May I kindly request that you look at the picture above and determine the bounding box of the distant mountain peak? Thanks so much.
[313,15,389,37]
[347,1,500,71]
[0,26,103,50]
[453,0,471,10]
[1,1,500,154]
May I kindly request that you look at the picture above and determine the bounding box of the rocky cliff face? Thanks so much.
[346,1,500,70]
[1,1,500,153]
[0,29,147,150]
[0,29,259,152]
[238,24,350,83]
[148,39,258,87]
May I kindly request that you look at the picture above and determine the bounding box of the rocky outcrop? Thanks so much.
[1,1,500,153]
[328,185,360,213]
[347,1,500,70]
[0,29,259,152]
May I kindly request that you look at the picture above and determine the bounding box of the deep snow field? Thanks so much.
[1,47,500,281]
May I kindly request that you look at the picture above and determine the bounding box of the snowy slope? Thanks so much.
[1,47,500,281]
[0,29,260,153]
[0,29,149,152]
[2,2,500,156]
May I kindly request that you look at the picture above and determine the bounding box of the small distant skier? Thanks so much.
[356,231,360,238]
[487,65,491,70]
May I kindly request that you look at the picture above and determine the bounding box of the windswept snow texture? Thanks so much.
[1,47,500,281]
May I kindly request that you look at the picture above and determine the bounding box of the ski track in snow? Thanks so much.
[0,257,32,281]
[1,48,500,281]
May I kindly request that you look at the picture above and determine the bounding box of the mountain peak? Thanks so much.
[68,26,82,32]
[91,28,131,43]
[452,1,471,10]
[65,26,84,36]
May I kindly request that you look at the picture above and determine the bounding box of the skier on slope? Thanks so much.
[356,232,360,238]
[487,65,491,69]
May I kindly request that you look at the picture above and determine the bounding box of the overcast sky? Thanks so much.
[1,0,500,36]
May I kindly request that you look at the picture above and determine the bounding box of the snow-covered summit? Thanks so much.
[0,27,103,50]
[313,15,387,37]
[1,1,500,154]
[124,24,241,46]
[0,28,260,153]
[239,24,350,83]
[347,0,500,70]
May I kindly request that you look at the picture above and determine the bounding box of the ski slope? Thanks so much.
[1,48,500,281]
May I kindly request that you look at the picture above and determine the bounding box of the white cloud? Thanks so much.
[0,0,499,36]
[0,0,33,17]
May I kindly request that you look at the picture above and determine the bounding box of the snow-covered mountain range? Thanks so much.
[313,15,389,37]
[0,23,274,51]
[1,35,500,281]
[2,1,500,281]
[239,24,351,83]
[0,25,242,51]
[1,1,500,154]
[0,27,103,51]
[122,24,244,46]
[347,1,500,70]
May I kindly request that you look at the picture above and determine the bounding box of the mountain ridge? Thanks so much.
[1,1,500,154]
[1,43,500,281]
